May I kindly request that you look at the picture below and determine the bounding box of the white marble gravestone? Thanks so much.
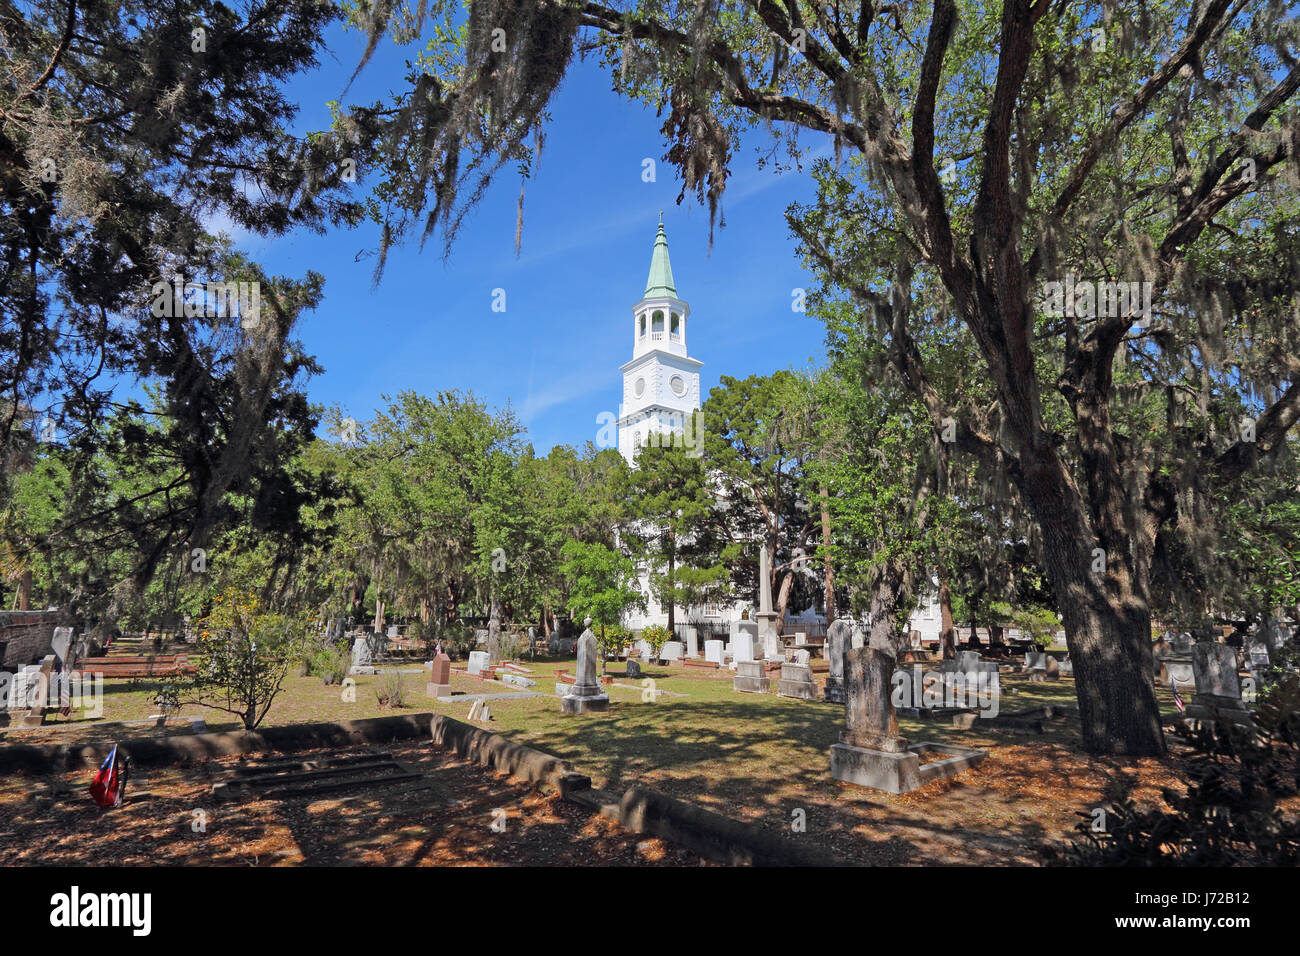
[733,632,757,663]
[704,640,725,665]
[467,650,490,675]
[562,620,609,714]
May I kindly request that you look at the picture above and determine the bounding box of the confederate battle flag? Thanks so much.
[88,745,125,808]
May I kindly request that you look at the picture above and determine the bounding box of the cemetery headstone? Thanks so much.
[562,618,609,714]
[1185,636,1253,726]
[349,637,375,676]
[829,645,986,793]
[704,640,725,665]
[733,659,770,694]
[777,661,818,701]
[467,650,490,676]
[660,641,683,662]
[823,618,852,704]
[684,626,699,658]
[426,652,452,699]
[627,660,641,679]
[733,631,758,664]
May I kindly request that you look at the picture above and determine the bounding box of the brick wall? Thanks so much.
[0,611,65,669]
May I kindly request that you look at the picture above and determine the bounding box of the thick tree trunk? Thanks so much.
[1021,458,1166,756]
[938,575,956,660]
[19,569,31,610]
[989,621,1007,654]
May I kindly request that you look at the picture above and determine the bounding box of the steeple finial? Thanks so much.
[644,216,676,297]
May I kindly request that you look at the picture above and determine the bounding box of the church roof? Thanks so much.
[643,215,677,298]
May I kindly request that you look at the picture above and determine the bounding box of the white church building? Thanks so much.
[613,218,944,646]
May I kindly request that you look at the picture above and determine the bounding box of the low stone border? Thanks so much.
[0,713,435,773]
[428,714,838,866]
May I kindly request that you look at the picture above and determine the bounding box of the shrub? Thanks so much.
[496,630,525,661]
[311,645,350,685]
[1045,672,1300,865]
[642,624,672,656]
[376,669,407,708]
[437,621,477,659]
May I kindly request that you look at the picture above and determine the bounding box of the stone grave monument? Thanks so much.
[704,640,725,665]
[823,618,852,704]
[830,643,986,794]
[349,637,375,675]
[1184,635,1253,727]
[684,626,699,658]
[426,652,452,699]
[755,545,782,660]
[777,661,818,700]
[733,659,770,694]
[562,618,609,715]
[467,650,490,675]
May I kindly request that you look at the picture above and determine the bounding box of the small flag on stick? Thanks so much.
[89,745,125,808]
[1170,677,1185,713]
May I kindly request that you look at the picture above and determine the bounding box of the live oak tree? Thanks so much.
[1,0,355,620]
[344,0,1300,756]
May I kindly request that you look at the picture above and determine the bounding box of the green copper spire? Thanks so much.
[643,212,677,298]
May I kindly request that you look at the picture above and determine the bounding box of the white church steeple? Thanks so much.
[618,216,703,463]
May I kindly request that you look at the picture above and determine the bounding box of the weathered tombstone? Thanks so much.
[467,650,490,676]
[426,652,452,699]
[1059,657,1074,677]
[829,645,985,793]
[733,659,770,694]
[627,660,642,679]
[387,624,399,639]
[50,627,73,668]
[660,641,683,662]
[704,640,725,665]
[684,627,699,658]
[15,655,55,728]
[823,619,852,704]
[733,631,758,663]
[1185,636,1253,726]
[791,648,811,666]
[777,661,818,701]
[349,637,375,676]
[562,618,609,714]
[795,632,808,646]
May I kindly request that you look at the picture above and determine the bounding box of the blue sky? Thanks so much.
[226,23,829,454]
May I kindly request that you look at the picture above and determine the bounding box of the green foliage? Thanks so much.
[174,590,306,730]
[641,624,672,654]
[560,539,645,637]
[310,644,350,686]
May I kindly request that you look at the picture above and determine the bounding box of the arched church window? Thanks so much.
[652,311,664,331]
[639,314,646,336]
[670,313,680,333]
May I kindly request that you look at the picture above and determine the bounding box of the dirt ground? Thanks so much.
[0,741,705,866]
